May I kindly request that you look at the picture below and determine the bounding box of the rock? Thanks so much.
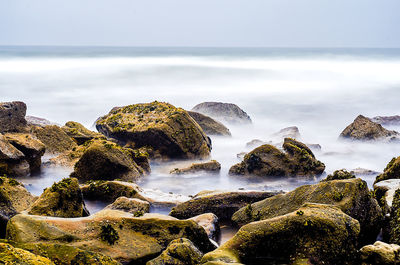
[374,179,400,208]
[189,213,219,241]
[28,178,89,218]
[62,121,104,145]
[6,209,215,264]
[96,101,211,160]
[360,241,400,265]
[105,197,150,216]
[202,203,360,265]
[4,133,45,173]
[146,238,203,265]
[375,156,400,184]
[170,190,280,221]
[192,102,251,125]
[70,139,147,182]
[307,143,322,151]
[0,242,55,265]
[0,176,36,237]
[236,152,247,160]
[321,169,355,181]
[0,101,27,133]
[245,139,269,149]
[387,189,400,245]
[31,125,78,154]
[0,134,30,177]
[351,167,380,176]
[188,111,231,136]
[340,115,400,141]
[229,138,325,177]
[271,126,301,140]
[26,116,58,127]
[232,178,382,244]
[170,160,221,174]
[139,189,191,207]
[372,115,400,126]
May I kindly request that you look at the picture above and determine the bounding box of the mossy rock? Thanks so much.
[6,209,215,264]
[375,156,400,184]
[31,125,77,154]
[170,190,280,221]
[321,169,355,181]
[0,176,36,238]
[62,121,104,145]
[340,115,399,141]
[0,242,55,264]
[232,178,382,245]
[81,180,145,203]
[70,139,147,182]
[170,160,221,174]
[105,196,150,215]
[28,178,89,218]
[146,238,203,265]
[187,111,231,136]
[229,138,325,177]
[202,203,360,265]
[4,133,45,173]
[96,101,211,160]
[360,241,400,265]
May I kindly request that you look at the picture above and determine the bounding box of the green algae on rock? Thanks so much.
[321,169,355,182]
[360,241,400,265]
[375,156,400,184]
[202,203,360,265]
[146,238,203,265]
[62,121,104,145]
[31,125,78,154]
[28,177,89,218]
[81,180,145,202]
[229,138,325,177]
[232,178,382,245]
[0,242,55,265]
[96,101,211,159]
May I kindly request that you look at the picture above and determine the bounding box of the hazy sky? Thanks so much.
[1,0,399,47]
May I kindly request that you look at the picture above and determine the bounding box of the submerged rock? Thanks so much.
[0,242,54,265]
[340,115,399,141]
[232,178,382,244]
[146,238,203,265]
[351,167,380,176]
[62,121,103,145]
[170,190,280,221]
[96,101,211,160]
[372,115,400,126]
[188,111,231,136]
[230,138,325,177]
[70,139,147,182]
[0,101,27,133]
[360,241,400,265]
[170,160,221,174]
[28,178,89,218]
[6,209,215,264]
[322,169,355,181]
[105,196,150,216]
[202,203,360,265]
[31,125,77,154]
[192,102,251,125]
[375,156,400,184]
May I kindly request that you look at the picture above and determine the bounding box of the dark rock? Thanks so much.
[321,169,355,181]
[375,156,400,184]
[192,102,251,125]
[0,101,27,133]
[188,111,231,136]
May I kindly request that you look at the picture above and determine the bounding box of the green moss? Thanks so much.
[133,210,144,217]
[100,224,119,245]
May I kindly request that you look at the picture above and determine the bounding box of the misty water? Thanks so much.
[1,46,400,216]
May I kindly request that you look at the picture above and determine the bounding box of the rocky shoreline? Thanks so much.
[1,100,400,264]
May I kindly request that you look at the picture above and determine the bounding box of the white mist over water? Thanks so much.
[1,47,400,197]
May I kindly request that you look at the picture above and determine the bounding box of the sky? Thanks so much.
[0,0,399,48]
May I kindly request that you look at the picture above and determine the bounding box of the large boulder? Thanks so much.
[146,238,203,265]
[105,196,150,216]
[0,101,27,133]
[0,177,36,238]
[202,203,360,265]
[187,111,231,136]
[340,115,399,141]
[0,134,30,177]
[170,160,221,174]
[360,241,400,265]
[28,178,89,218]
[232,178,382,244]
[0,242,54,265]
[4,133,45,173]
[70,139,147,182]
[229,138,325,177]
[375,156,400,184]
[170,190,280,221]
[96,101,211,160]
[31,125,77,154]
[6,209,215,264]
[192,102,251,125]
[81,180,145,202]
[62,121,104,145]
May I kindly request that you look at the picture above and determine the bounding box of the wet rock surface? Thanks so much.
[170,160,221,175]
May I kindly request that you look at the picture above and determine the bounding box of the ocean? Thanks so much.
[1,46,400,200]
